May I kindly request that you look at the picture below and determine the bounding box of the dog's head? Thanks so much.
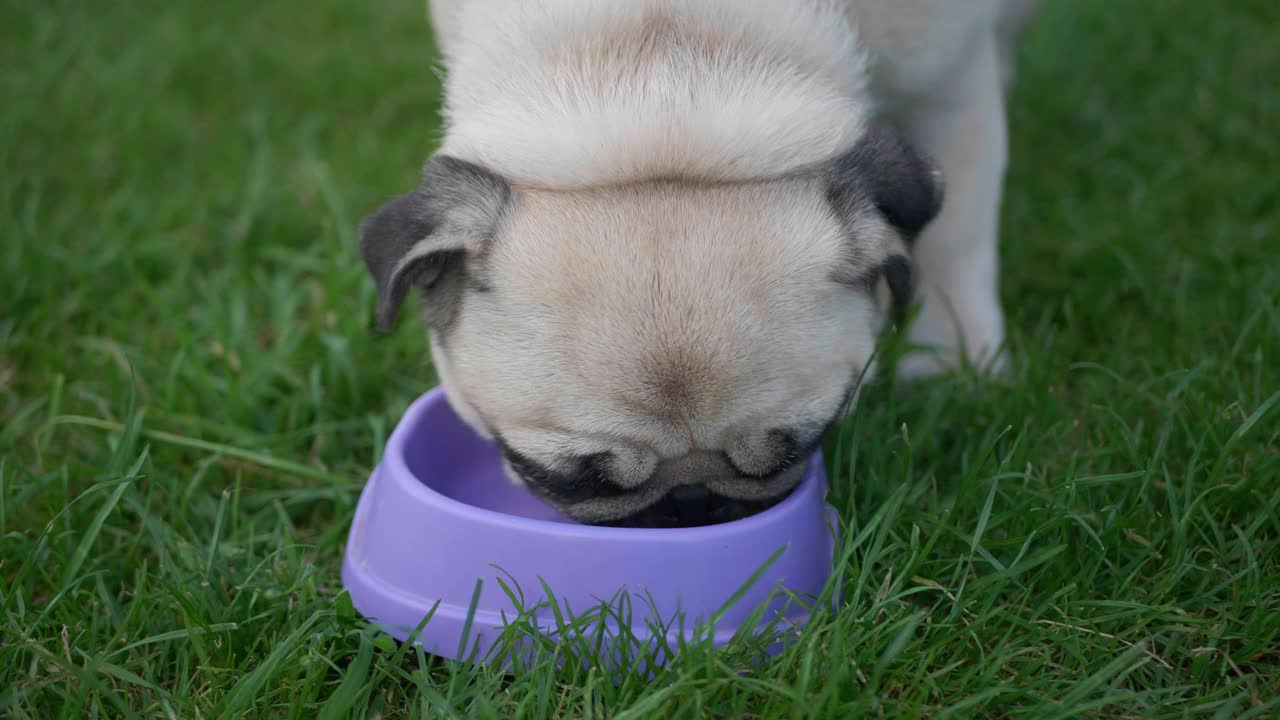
[359,127,940,525]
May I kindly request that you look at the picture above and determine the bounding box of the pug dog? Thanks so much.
[359,0,1036,526]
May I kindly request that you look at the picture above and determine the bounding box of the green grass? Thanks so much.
[3,0,1279,715]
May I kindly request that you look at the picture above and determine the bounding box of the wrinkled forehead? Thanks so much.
[491,179,848,306]
[465,180,860,427]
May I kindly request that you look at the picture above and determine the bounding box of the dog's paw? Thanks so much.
[897,343,1009,380]
[897,295,1008,379]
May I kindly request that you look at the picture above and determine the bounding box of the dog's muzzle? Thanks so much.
[574,451,807,528]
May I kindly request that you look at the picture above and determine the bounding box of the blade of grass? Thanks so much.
[60,449,146,588]
[50,415,350,483]
[317,631,374,720]
[218,609,327,716]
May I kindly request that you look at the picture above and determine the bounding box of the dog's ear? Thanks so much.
[828,126,942,312]
[829,125,943,243]
[359,155,510,331]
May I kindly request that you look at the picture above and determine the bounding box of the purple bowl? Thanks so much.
[342,388,838,666]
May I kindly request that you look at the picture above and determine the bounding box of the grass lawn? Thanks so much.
[3,0,1279,716]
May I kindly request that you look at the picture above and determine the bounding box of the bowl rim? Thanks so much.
[380,388,828,541]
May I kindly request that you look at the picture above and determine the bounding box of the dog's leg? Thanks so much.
[995,0,1040,89]
[427,0,460,59]
[893,32,1009,377]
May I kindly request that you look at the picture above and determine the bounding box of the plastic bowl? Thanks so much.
[342,388,837,666]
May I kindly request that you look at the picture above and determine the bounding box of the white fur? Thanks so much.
[892,31,1010,375]
[404,0,1034,519]
[428,0,1021,373]
[435,0,870,188]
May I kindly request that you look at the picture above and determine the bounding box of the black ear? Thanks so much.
[358,155,510,331]
[829,125,944,242]
[879,253,915,316]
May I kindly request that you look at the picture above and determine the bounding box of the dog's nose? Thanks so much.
[670,485,714,524]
